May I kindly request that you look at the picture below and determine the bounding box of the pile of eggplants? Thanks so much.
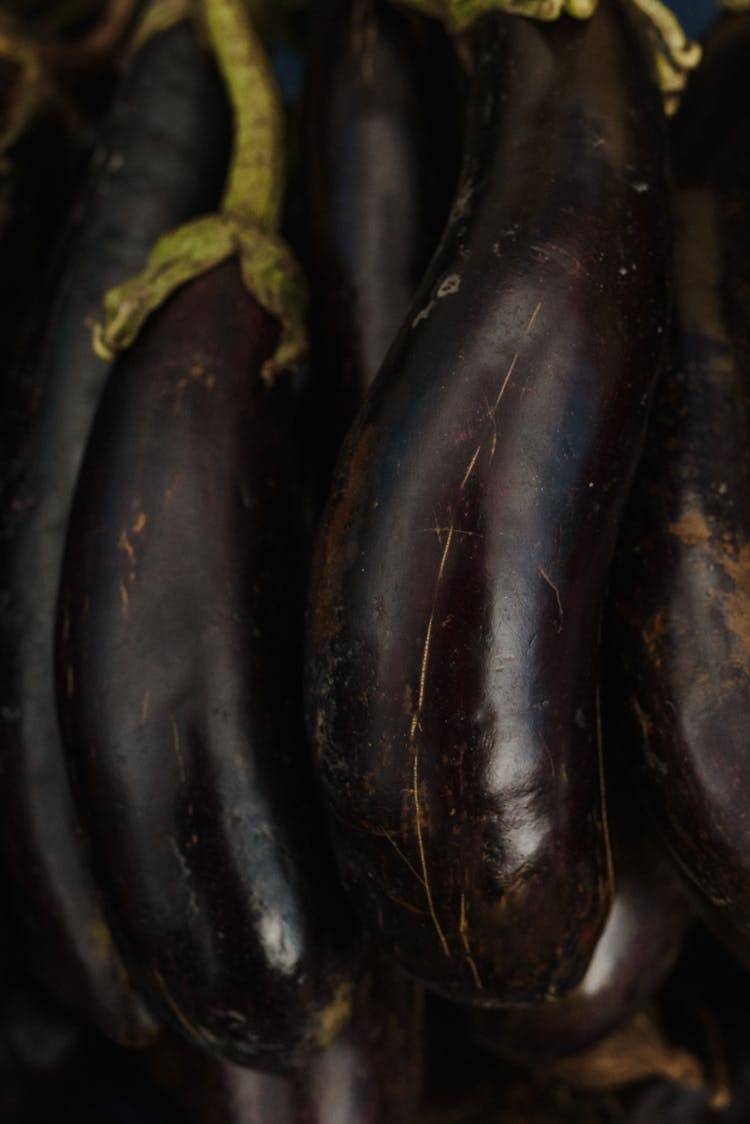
[5,0,750,1118]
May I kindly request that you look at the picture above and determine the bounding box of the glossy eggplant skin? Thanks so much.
[0,21,230,1043]
[607,13,750,952]
[306,0,670,1005]
[303,0,461,469]
[467,773,690,1062]
[151,954,422,1124]
[57,258,361,1072]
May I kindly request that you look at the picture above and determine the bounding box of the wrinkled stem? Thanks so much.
[390,0,700,111]
[92,0,306,379]
[201,0,284,229]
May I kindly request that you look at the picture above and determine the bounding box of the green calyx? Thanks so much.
[391,0,700,112]
[393,0,593,29]
[92,212,306,383]
[92,0,307,380]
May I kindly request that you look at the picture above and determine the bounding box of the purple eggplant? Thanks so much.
[303,0,461,475]
[150,954,422,1124]
[466,773,690,1063]
[57,255,361,1070]
[607,11,750,956]
[55,0,363,1070]
[306,0,670,1004]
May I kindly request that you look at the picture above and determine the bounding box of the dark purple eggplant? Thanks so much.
[149,954,422,1124]
[0,14,231,1043]
[305,0,670,1004]
[466,772,690,1063]
[55,0,362,1071]
[303,0,461,476]
[57,255,361,1070]
[607,11,750,955]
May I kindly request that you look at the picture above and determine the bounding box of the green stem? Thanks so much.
[202,0,284,229]
[390,0,700,111]
[91,0,307,381]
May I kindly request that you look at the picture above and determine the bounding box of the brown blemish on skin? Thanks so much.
[668,509,711,546]
[714,542,750,665]
[311,424,374,643]
[642,609,668,658]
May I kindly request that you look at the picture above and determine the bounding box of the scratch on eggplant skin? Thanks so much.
[459,891,483,991]
[378,826,426,888]
[407,298,545,964]
[461,445,481,489]
[154,969,207,1043]
[386,889,430,916]
[427,526,482,540]
[140,689,150,724]
[631,696,652,743]
[595,684,615,902]
[119,581,129,617]
[486,302,541,461]
[538,566,563,630]
[168,834,200,919]
[412,299,435,328]
[170,714,187,786]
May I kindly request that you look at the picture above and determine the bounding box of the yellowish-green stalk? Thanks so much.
[93,0,307,382]
[0,30,48,156]
[391,0,700,110]
[127,0,197,55]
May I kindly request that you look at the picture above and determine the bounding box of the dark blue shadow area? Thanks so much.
[669,0,717,40]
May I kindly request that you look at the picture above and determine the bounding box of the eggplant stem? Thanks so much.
[126,0,196,58]
[391,0,700,111]
[202,0,284,229]
[627,0,701,114]
[39,0,140,70]
[90,0,308,379]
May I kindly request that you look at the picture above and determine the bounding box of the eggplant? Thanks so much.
[55,0,363,1065]
[305,0,670,1004]
[0,15,230,1042]
[57,253,361,1069]
[150,954,422,1124]
[607,11,750,954]
[466,771,690,1063]
[303,0,461,477]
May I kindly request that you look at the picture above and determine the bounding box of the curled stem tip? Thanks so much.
[628,0,701,110]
